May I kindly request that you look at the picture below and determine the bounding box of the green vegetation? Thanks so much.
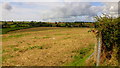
[94,14,120,66]
[27,43,31,45]
[27,45,43,50]
[66,44,94,66]
[8,45,18,48]
[95,14,119,49]
[8,33,30,38]
[2,55,14,62]
[2,50,9,53]
[2,16,119,66]
[43,36,51,39]
[2,27,96,66]
[1,21,94,34]
[2,27,31,34]
[64,37,71,39]
[18,45,43,52]
[13,48,19,51]
[2,45,43,62]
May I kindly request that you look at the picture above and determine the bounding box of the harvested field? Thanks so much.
[2,27,96,66]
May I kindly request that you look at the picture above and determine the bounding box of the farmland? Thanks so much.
[2,27,96,66]
[1,15,119,66]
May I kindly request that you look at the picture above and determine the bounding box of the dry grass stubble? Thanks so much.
[2,27,96,66]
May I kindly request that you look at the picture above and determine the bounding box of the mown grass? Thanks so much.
[2,33,30,41]
[65,44,95,66]
[2,45,44,62]
[2,27,96,66]
[2,27,64,34]
[2,45,43,54]
[8,33,30,38]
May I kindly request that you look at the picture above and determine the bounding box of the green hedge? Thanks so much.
[1,27,32,34]
[94,14,120,65]
[95,14,119,50]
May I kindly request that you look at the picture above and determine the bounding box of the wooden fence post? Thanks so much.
[96,32,101,66]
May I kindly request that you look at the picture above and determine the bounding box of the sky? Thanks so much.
[0,0,119,22]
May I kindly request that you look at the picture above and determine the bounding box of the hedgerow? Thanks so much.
[94,14,120,65]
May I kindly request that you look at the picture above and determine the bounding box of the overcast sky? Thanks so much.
[0,0,119,22]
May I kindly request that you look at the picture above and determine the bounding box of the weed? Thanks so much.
[27,45,43,50]
[2,50,9,53]
[28,46,35,50]
[27,43,31,45]
[43,36,51,39]
[18,41,23,43]
[10,60,16,63]
[19,49,28,52]
[2,55,14,62]
[16,54,20,56]
[64,37,71,39]
[32,37,40,39]
[8,45,18,48]
[36,46,43,49]
[13,48,19,51]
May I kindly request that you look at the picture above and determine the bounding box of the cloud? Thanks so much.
[102,2,118,17]
[3,3,13,11]
[3,0,63,2]
[41,2,102,22]
[1,2,119,22]
[63,0,119,2]
[2,0,119,2]
[0,4,2,20]
[41,2,119,22]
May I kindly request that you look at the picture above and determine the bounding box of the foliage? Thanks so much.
[1,27,31,34]
[95,14,119,50]
[94,14,120,65]
[66,44,94,66]
[1,21,95,34]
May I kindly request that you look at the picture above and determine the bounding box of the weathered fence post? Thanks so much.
[96,32,101,66]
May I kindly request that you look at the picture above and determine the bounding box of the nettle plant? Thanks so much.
[94,14,120,63]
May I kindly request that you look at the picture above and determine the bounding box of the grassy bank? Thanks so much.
[65,44,95,66]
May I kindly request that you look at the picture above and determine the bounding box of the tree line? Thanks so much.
[1,21,94,28]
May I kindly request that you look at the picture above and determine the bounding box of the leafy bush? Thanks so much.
[95,14,119,50]
[94,14,120,65]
